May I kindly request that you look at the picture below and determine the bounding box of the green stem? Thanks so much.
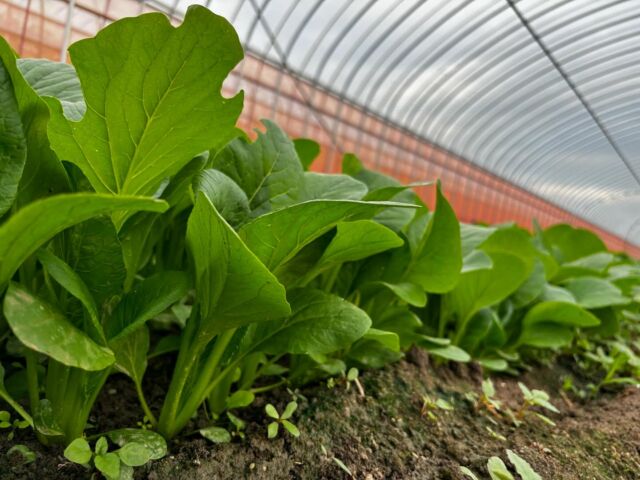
[250,380,285,394]
[25,350,39,412]
[135,381,158,427]
[0,390,33,427]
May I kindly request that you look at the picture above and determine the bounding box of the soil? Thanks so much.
[1,350,639,479]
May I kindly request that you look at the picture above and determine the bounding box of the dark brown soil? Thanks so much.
[1,350,639,479]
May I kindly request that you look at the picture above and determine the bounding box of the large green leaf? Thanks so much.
[188,192,290,337]
[518,301,600,348]
[447,253,528,335]
[0,38,70,206]
[46,6,243,202]
[212,120,303,216]
[17,59,85,121]
[0,57,27,217]
[543,224,606,263]
[3,283,115,370]
[403,184,461,293]
[239,199,416,275]
[0,193,166,286]
[301,172,367,201]
[563,276,630,309]
[254,289,371,355]
[105,271,191,341]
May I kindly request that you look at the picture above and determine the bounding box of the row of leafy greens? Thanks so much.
[0,5,638,470]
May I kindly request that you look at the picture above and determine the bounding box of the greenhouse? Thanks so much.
[0,0,638,478]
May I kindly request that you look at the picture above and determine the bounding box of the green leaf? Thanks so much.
[460,466,480,480]
[293,138,320,170]
[256,289,371,356]
[46,6,243,207]
[0,56,27,217]
[95,452,120,479]
[281,420,300,437]
[106,429,167,460]
[239,199,416,275]
[188,192,290,337]
[372,282,426,307]
[0,193,166,287]
[462,249,493,273]
[110,326,149,390]
[3,283,115,370]
[226,390,254,409]
[194,169,250,229]
[447,253,528,333]
[512,260,546,308]
[265,404,279,419]
[17,59,85,120]
[281,401,297,420]
[36,248,102,341]
[64,437,92,465]
[199,426,231,444]
[519,301,599,348]
[403,184,461,293]
[538,284,576,303]
[363,328,401,352]
[267,422,279,439]
[563,277,630,309]
[95,436,109,455]
[106,271,190,341]
[117,442,151,467]
[302,172,367,201]
[212,120,303,216]
[321,220,403,266]
[487,456,515,480]
[543,224,606,263]
[506,450,542,480]
[460,224,496,257]
[0,38,70,207]
[419,341,471,362]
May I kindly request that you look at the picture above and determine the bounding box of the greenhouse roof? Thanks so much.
[145,0,640,244]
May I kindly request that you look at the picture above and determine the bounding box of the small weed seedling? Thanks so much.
[64,436,155,480]
[420,394,454,422]
[320,444,354,479]
[460,449,542,480]
[0,410,30,440]
[327,368,365,397]
[513,383,559,426]
[265,402,300,439]
[478,379,502,418]
[199,411,247,444]
[6,444,36,465]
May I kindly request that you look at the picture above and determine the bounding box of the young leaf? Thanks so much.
[267,422,279,439]
[187,192,290,337]
[460,466,480,480]
[506,450,542,480]
[265,404,279,419]
[255,289,371,356]
[3,283,115,371]
[46,6,243,203]
[363,328,401,352]
[487,456,515,480]
[64,437,92,465]
[95,436,109,455]
[95,452,120,479]
[0,57,27,217]
[194,169,250,229]
[226,390,254,409]
[110,326,149,393]
[301,172,367,201]
[281,420,300,437]
[199,426,231,444]
[0,193,167,286]
[281,401,297,420]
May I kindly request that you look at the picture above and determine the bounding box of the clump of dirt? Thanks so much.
[1,350,639,479]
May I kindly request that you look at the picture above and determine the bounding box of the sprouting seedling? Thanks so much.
[321,444,354,479]
[265,401,300,439]
[460,449,542,480]
[6,444,36,465]
[420,394,453,421]
[0,410,30,440]
[515,382,559,426]
[227,411,247,440]
[478,378,502,418]
[136,415,153,431]
[64,436,153,480]
[327,368,365,396]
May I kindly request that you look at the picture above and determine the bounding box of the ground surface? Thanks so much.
[1,350,639,479]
